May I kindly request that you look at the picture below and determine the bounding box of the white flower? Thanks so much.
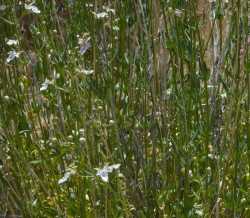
[103,6,115,15]
[58,172,71,185]
[6,50,21,63]
[58,169,75,185]
[32,199,38,206]
[220,92,227,98]
[25,2,41,14]
[112,25,119,31]
[194,203,204,216]
[0,5,6,11]
[40,78,53,91]
[79,39,91,55]
[96,164,121,182]
[82,69,94,75]
[85,3,93,8]
[6,39,18,46]
[174,9,183,17]
[92,11,109,19]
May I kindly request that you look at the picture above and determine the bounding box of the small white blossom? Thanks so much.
[58,169,75,185]
[79,137,86,143]
[0,5,7,11]
[32,199,38,206]
[96,164,121,182]
[79,128,85,134]
[92,11,109,19]
[6,39,18,46]
[40,78,53,91]
[25,2,41,14]
[112,25,119,31]
[109,120,115,124]
[85,3,93,8]
[79,38,91,55]
[103,6,115,15]
[220,92,227,98]
[6,50,21,63]
[174,9,183,17]
[82,69,94,75]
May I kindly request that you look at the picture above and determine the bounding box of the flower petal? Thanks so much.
[6,50,20,63]
[96,164,120,182]
[25,2,41,14]
[58,172,71,185]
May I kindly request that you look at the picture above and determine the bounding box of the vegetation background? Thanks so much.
[0,0,249,217]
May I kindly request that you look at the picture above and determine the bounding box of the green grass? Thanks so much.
[0,0,249,217]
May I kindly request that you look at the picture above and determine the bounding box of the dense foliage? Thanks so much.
[0,0,249,217]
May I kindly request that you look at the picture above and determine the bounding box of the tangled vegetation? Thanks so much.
[0,0,249,217]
